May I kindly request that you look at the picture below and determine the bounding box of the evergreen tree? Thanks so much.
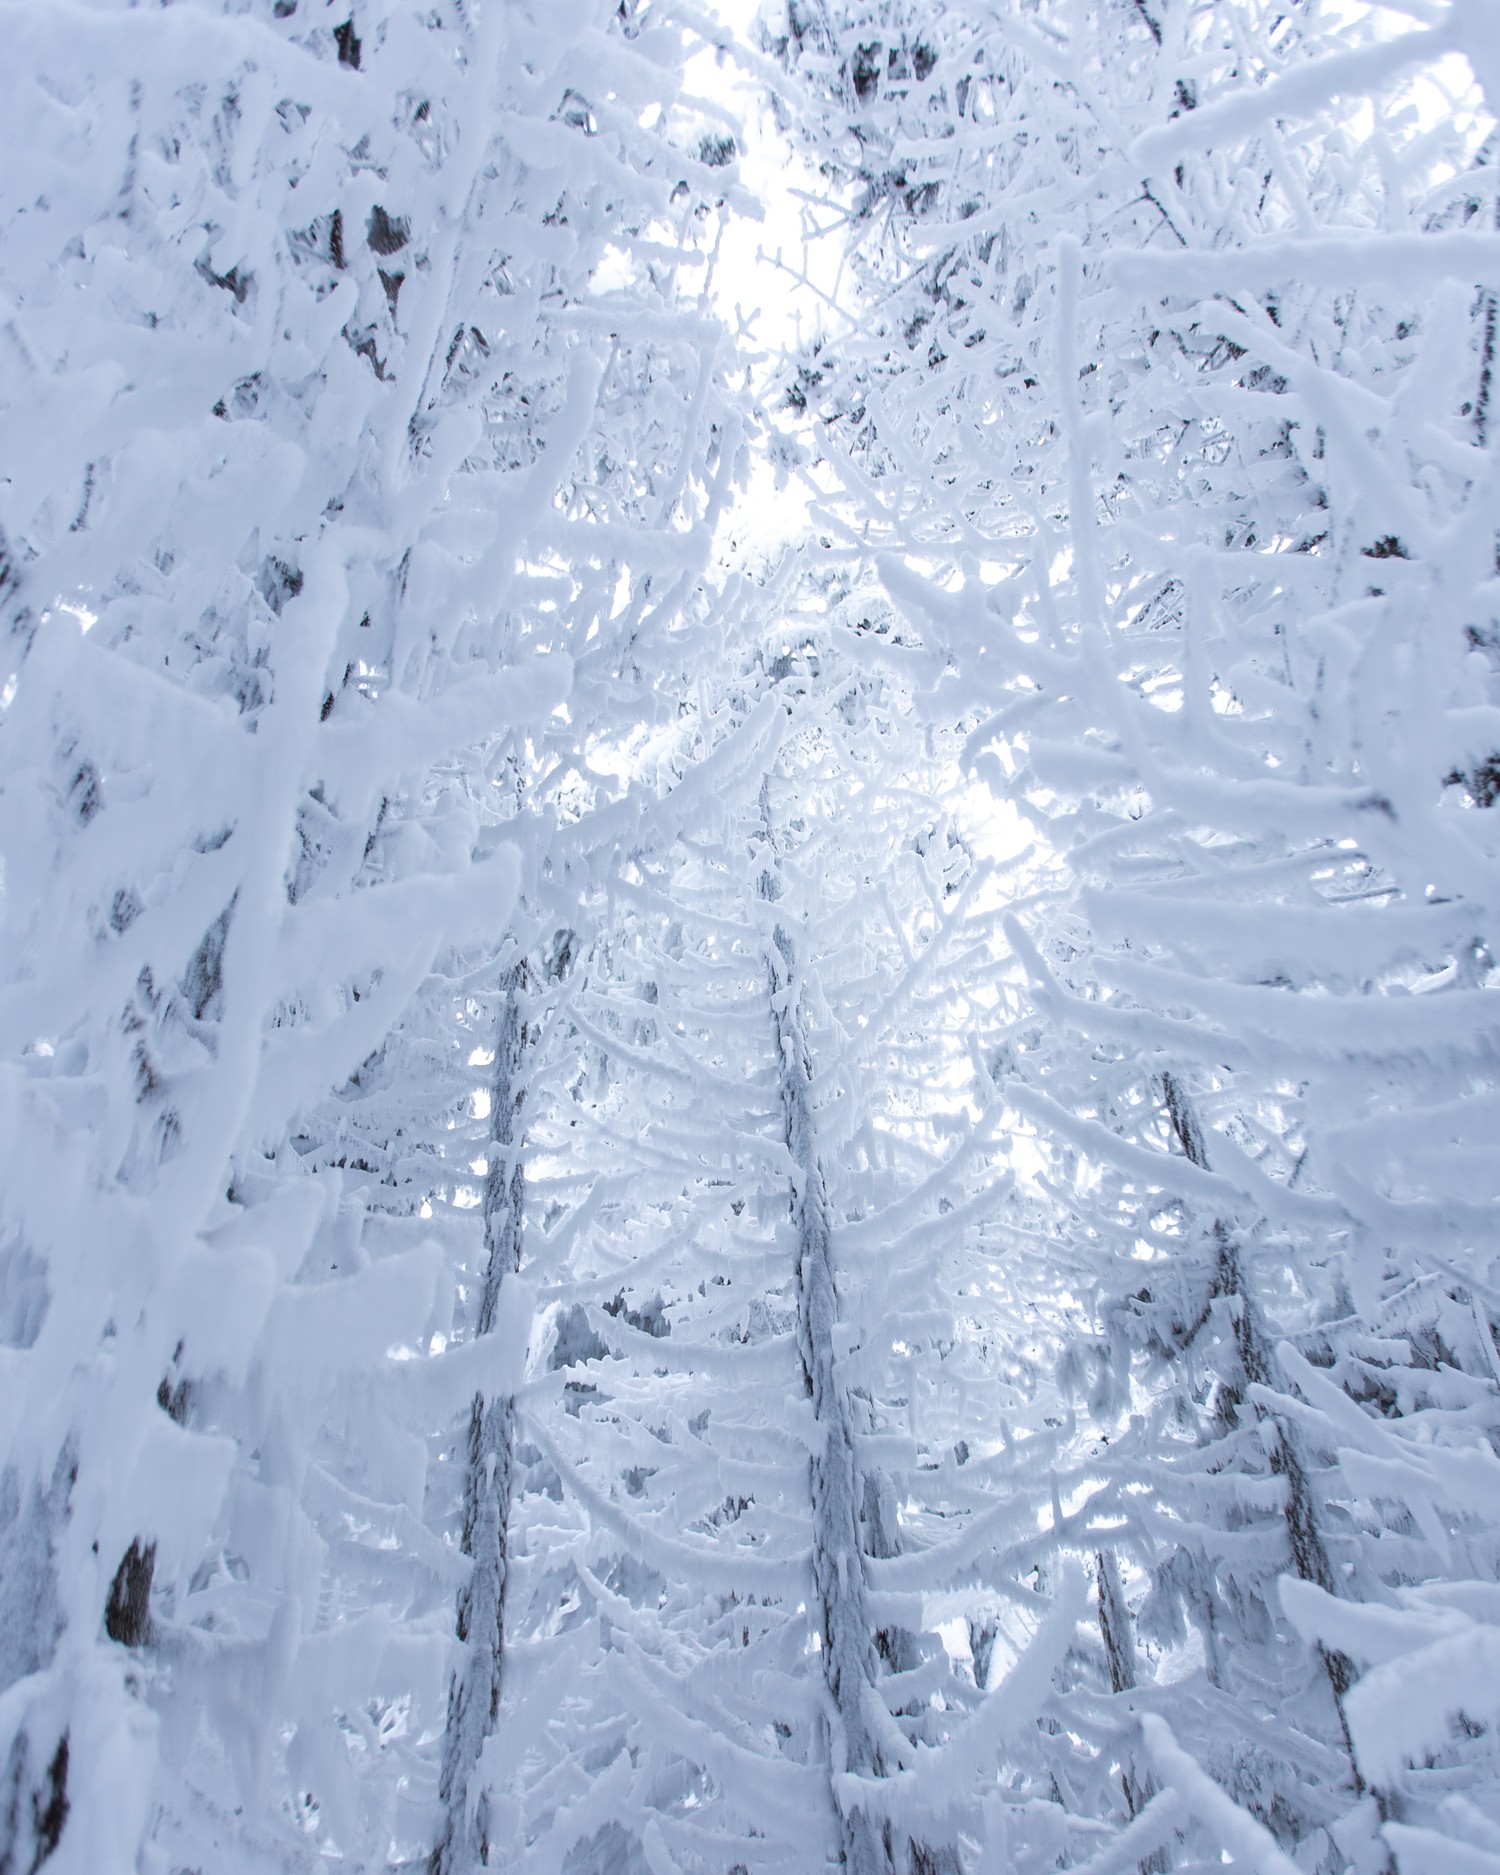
[766,0,1500,1865]
[0,1,755,1866]
[4,0,1500,1869]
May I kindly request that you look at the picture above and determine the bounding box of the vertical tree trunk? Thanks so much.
[1095,1549,1167,1871]
[758,802,956,1875]
[1161,1075,1363,1778]
[431,963,528,1875]
[1474,193,1498,448]
[0,1448,73,1875]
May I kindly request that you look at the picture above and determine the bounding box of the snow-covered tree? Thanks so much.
[0,1,759,1867]
[765,0,1500,1865]
[449,575,1108,1874]
[8,0,1500,1869]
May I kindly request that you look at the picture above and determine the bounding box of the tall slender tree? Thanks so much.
[7,0,1500,1869]
[765,0,1500,1866]
[0,0,758,1866]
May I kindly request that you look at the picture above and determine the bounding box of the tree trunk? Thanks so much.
[1095,1548,1167,1872]
[1161,1075,1363,1779]
[431,964,528,1875]
[759,802,956,1875]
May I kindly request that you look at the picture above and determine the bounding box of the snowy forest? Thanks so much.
[2,0,1499,1871]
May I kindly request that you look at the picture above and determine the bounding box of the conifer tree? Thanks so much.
[0,1,755,1865]
[765,0,1500,1865]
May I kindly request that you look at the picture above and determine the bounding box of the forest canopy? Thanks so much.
[1,3,1498,1873]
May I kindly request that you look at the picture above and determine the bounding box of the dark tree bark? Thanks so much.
[431,963,529,1875]
[759,797,957,1875]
